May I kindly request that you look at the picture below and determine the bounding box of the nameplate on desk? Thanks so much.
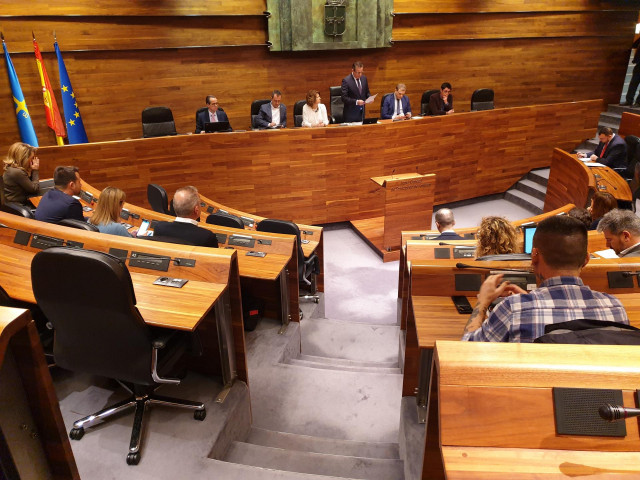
[80,191,94,204]
[453,247,475,259]
[206,206,215,214]
[13,230,31,246]
[228,234,255,248]
[257,239,272,245]
[130,251,170,272]
[215,233,228,244]
[31,234,64,250]
[454,273,482,292]
[120,209,130,220]
[434,247,450,259]
[607,271,635,289]
[109,248,128,260]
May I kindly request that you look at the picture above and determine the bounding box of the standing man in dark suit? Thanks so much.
[341,61,371,123]
[35,166,86,224]
[381,83,412,120]
[153,186,218,247]
[432,208,464,240]
[578,127,628,170]
[195,95,231,133]
[255,90,287,129]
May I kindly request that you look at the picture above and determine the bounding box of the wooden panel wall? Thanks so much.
[0,1,636,146]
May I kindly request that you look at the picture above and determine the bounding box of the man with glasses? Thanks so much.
[195,95,231,133]
[429,82,454,116]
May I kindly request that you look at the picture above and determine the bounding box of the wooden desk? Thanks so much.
[425,341,640,479]
[544,148,632,212]
[0,307,79,479]
[36,100,601,226]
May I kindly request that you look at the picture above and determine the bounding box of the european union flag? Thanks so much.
[54,40,88,144]
[2,40,38,147]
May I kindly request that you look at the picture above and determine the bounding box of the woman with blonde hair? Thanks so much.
[3,142,40,206]
[476,216,519,257]
[88,186,134,237]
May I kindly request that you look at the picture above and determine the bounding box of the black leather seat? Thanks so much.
[31,247,205,465]
[147,183,171,215]
[251,99,271,130]
[256,219,320,301]
[617,135,640,211]
[421,89,439,116]
[294,100,306,127]
[471,88,495,111]
[141,106,177,138]
[329,86,344,124]
[59,218,99,231]
[1,202,34,218]
[206,212,244,229]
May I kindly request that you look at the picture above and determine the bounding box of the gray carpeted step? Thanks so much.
[224,442,404,480]
[600,111,621,125]
[608,104,640,115]
[527,168,549,187]
[297,353,398,368]
[246,427,400,459]
[514,178,546,201]
[285,357,401,374]
[504,189,544,214]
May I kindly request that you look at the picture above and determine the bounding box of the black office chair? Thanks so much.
[256,219,320,302]
[471,88,495,111]
[294,100,306,128]
[251,99,271,130]
[329,86,344,124]
[147,184,171,215]
[1,202,34,218]
[59,218,99,231]
[620,135,640,211]
[380,93,393,117]
[141,106,177,138]
[421,89,439,116]
[31,247,205,465]
[206,212,244,229]
[0,175,4,206]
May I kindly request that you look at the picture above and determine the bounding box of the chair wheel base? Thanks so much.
[69,427,85,440]
[127,452,140,465]
[194,409,207,421]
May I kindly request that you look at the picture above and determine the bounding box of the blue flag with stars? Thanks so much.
[2,40,38,146]
[54,40,88,144]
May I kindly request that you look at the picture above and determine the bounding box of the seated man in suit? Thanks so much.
[255,90,287,129]
[577,126,627,170]
[34,165,85,224]
[597,209,640,257]
[195,95,231,133]
[381,83,412,120]
[153,186,219,247]
[341,61,371,123]
[462,216,628,343]
[432,208,463,240]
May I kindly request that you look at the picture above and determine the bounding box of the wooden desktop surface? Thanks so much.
[36,100,601,225]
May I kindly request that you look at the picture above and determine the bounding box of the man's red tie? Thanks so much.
[601,141,608,157]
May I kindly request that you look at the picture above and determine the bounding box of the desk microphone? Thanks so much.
[598,404,640,422]
[439,242,474,247]
[594,174,618,191]
[455,262,531,273]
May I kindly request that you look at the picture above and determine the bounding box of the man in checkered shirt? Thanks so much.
[462,215,629,342]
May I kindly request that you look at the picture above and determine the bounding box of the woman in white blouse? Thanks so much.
[302,90,329,128]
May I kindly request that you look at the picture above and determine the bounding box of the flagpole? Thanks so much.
[33,31,66,145]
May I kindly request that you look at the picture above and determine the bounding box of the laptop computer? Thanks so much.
[204,121,231,133]
[363,117,378,125]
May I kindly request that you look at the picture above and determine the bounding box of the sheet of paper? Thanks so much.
[594,249,619,259]
[585,162,606,167]
[365,94,378,104]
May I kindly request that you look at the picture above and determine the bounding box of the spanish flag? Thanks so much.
[33,36,66,145]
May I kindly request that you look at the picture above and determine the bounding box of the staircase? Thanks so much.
[504,168,549,214]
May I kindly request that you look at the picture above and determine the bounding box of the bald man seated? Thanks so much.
[432,208,463,240]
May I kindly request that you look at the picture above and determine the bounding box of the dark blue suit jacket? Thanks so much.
[153,221,218,248]
[433,231,464,241]
[341,74,370,122]
[195,109,231,133]
[381,94,412,119]
[34,189,85,224]
[591,133,627,170]
[255,103,287,129]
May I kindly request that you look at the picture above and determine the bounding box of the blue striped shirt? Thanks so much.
[462,276,629,343]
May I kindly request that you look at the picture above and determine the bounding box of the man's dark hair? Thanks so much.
[53,166,79,188]
[441,82,452,90]
[206,95,217,105]
[599,126,614,136]
[567,207,592,229]
[352,61,364,70]
[533,216,587,269]
[271,90,282,98]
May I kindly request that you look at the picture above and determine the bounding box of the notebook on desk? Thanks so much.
[204,121,231,133]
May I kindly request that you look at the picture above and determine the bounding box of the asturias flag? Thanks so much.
[34,38,66,145]
[2,39,39,147]
[54,40,88,144]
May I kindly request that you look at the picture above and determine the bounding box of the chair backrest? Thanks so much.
[329,86,344,124]
[0,175,4,206]
[380,93,394,114]
[625,135,640,177]
[294,100,306,128]
[60,218,99,232]
[147,183,170,215]
[251,99,271,129]
[206,212,245,229]
[256,218,303,275]
[421,89,439,115]
[31,247,155,385]
[141,106,177,138]
[1,202,34,218]
[471,88,495,111]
